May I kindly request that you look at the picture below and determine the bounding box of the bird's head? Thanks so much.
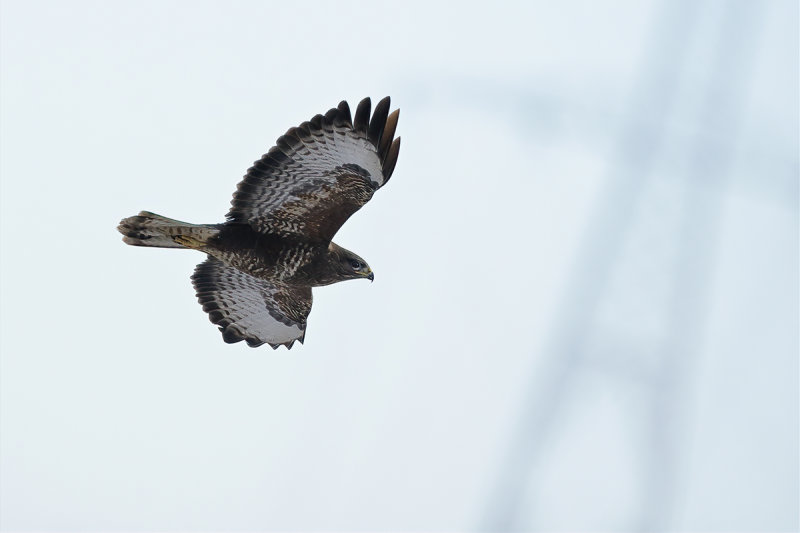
[329,243,374,282]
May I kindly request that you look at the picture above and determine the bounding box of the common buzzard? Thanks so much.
[118,97,400,349]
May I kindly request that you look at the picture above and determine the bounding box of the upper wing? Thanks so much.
[226,97,401,243]
[191,257,312,349]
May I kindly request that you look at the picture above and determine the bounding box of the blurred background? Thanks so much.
[1,0,797,531]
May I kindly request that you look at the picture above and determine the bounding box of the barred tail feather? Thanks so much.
[117,211,219,249]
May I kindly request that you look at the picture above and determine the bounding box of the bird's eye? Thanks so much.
[349,260,361,269]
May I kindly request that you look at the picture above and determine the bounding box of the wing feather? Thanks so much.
[192,257,311,349]
[379,109,399,161]
[368,96,391,146]
[352,97,371,134]
[334,100,352,128]
[226,96,400,242]
[383,137,401,183]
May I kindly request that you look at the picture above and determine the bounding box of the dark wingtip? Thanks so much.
[353,97,371,133]
[222,328,244,344]
[309,114,324,131]
[368,96,391,146]
[324,107,338,123]
[383,136,401,182]
[335,100,352,127]
[245,337,266,348]
[379,109,399,161]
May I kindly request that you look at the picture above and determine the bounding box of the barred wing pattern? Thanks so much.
[227,97,401,243]
[192,257,312,348]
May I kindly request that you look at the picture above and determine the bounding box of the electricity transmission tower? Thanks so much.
[482,0,764,530]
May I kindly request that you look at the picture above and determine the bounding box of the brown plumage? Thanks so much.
[117,97,400,348]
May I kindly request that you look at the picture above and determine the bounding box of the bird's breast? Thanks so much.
[208,224,325,283]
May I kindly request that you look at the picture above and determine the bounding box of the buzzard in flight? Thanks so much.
[118,97,400,349]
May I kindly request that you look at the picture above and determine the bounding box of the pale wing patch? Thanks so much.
[192,258,311,349]
[226,97,401,242]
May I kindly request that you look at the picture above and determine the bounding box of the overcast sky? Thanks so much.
[1,0,797,531]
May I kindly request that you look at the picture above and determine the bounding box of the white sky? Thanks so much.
[1,0,797,531]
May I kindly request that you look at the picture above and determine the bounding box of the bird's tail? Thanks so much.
[117,211,220,249]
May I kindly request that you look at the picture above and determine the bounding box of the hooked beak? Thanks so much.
[367,270,374,282]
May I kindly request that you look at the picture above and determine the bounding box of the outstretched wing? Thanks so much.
[191,257,312,349]
[226,96,401,243]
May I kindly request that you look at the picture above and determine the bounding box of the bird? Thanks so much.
[117,97,400,349]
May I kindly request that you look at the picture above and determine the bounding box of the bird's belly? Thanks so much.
[209,245,317,283]
[211,250,276,278]
[205,225,321,283]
